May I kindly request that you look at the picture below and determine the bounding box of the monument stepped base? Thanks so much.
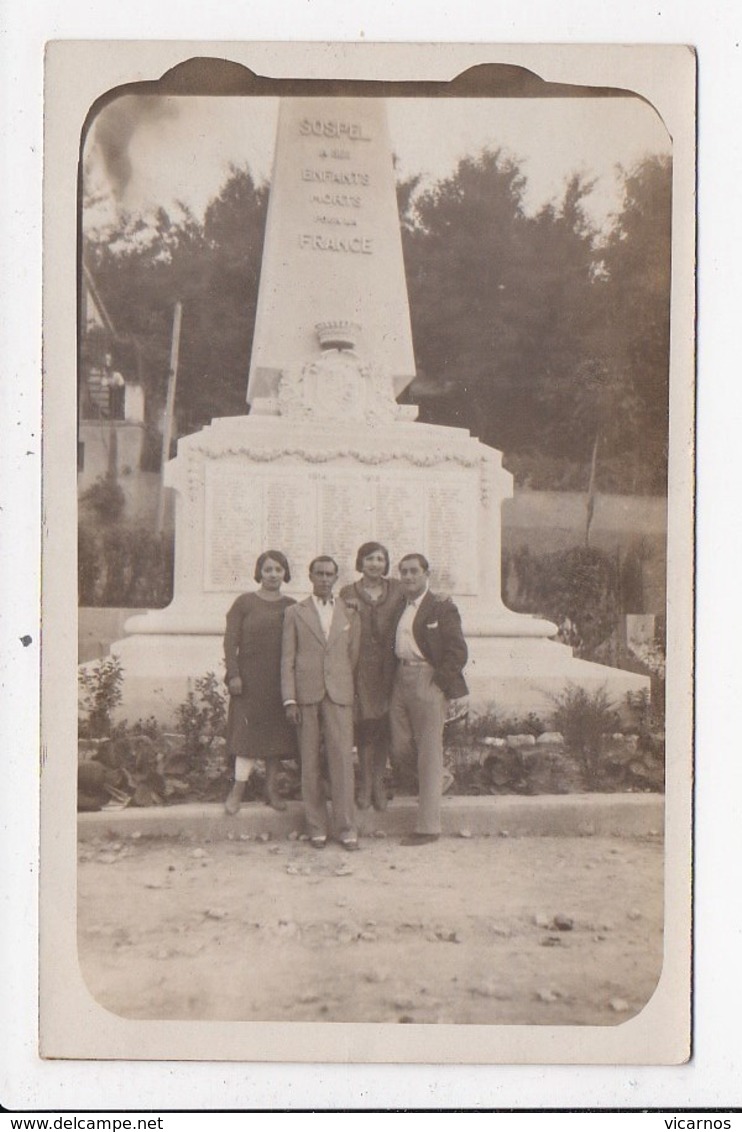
[110,629,648,727]
[463,635,648,721]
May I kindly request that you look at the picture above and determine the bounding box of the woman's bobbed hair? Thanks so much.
[355,541,390,575]
[254,549,291,584]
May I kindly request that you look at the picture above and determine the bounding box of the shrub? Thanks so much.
[78,670,662,807]
[550,683,621,789]
[503,545,620,657]
[80,474,126,524]
[78,655,125,738]
[174,672,229,772]
[625,688,666,768]
[78,520,174,607]
[79,673,233,809]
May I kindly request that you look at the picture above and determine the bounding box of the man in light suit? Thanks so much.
[282,556,361,850]
[390,553,468,845]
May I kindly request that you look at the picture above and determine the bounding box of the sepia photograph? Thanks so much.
[39,42,695,1065]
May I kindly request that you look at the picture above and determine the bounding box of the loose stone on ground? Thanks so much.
[77,833,663,1025]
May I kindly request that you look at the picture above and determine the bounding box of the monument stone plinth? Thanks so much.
[113,97,648,722]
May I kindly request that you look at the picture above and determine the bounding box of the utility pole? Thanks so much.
[155,301,182,535]
[585,431,599,548]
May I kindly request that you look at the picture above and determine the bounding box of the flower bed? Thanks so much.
[78,662,664,811]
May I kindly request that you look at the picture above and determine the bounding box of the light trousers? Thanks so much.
[389,663,447,834]
[298,697,356,841]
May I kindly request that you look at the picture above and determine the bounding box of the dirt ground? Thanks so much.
[77,830,663,1026]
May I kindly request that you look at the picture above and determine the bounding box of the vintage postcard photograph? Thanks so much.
[40,42,695,1065]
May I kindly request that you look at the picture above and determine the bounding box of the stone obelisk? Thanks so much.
[248,97,416,408]
[114,96,648,722]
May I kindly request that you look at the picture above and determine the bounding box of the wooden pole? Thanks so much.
[156,301,182,535]
[585,430,599,548]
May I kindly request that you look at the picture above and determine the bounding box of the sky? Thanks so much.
[83,92,671,240]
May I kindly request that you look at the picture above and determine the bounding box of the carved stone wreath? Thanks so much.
[185,442,490,504]
[277,349,403,424]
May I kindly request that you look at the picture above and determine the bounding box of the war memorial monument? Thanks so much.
[114,96,648,720]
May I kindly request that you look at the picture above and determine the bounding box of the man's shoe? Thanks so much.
[340,838,360,852]
[371,777,388,812]
[265,763,288,811]
[400,833,440,846]
[310,837,327,850]
[266,792,288,813]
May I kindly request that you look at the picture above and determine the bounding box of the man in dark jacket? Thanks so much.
[389,553,468,844]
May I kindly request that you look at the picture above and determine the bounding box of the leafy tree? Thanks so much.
[597,155,672,489]
[395,170,422,233]
[401,151,600,454]
[180,166,269,431]
[82,152,670,496]
[505,545,620,655]
[537,354,644,541]
[83,166,268,437]
[506,158,670,497]
[400,149,671,494]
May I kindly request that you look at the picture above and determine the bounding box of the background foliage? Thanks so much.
[79,518,174,607]
[503,545,621,656]
[84,152,671,494]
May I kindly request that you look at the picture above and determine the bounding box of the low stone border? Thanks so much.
[78,793,664,843]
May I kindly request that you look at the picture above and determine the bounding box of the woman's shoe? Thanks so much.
[224,781,246,815]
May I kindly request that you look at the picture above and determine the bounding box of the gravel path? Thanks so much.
[78,831,664,1026]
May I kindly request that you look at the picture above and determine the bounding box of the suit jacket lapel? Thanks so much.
[327,600,346,646]
[298,597,327,646]
[392,593,407,632]
[412,591,434,654]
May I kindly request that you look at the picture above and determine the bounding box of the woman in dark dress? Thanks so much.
[340,541,404,811]
[223,550,297,814]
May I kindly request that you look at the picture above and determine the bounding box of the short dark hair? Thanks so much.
[399,552,430,573]
[355,541,390,575]
[254,550,291,584]
[308,555,339,575]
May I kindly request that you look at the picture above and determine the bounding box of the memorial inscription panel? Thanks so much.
[202,469,263,592]
[377,479,426,557]
[203,461,479,594]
